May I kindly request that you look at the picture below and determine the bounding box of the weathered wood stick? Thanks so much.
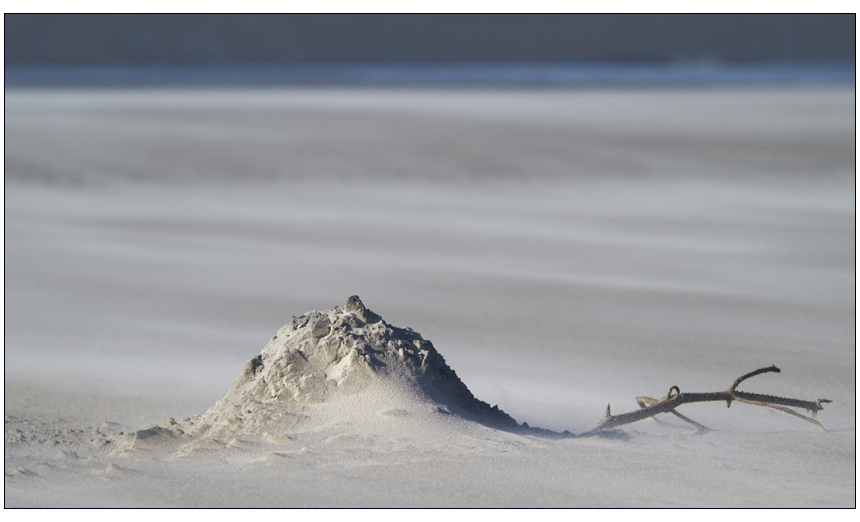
[581,365,831,436]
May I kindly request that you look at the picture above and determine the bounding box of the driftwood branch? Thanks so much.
[581,366,831,436]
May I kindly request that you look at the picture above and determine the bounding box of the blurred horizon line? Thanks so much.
[5,62,855,88]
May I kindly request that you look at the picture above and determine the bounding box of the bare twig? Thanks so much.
[580,366,831,436]
[636,395,711,433]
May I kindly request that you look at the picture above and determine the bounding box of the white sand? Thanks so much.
[4,87,855,507]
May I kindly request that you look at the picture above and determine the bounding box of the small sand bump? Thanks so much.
[264,433,295,444]
[56,450,79,459]
[265,452,287,460]
[380,409,409,418]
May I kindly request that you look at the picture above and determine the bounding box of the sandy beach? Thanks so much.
[4,87,855,507]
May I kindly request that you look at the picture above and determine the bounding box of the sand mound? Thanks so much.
[130,296,520,449]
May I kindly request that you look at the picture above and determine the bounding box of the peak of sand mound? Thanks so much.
[148,296,520,449]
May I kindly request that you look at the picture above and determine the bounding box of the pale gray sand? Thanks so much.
[4,88,855,507]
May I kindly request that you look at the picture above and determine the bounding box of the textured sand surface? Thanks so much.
[4,88,855,507]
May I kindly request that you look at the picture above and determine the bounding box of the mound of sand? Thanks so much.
[127,296,521,450]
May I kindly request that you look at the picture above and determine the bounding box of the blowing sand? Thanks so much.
[4,87,855,507]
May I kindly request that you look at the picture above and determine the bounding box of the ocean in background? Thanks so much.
[5,62,855,87]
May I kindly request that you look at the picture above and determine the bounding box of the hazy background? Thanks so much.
[4,14,855,86]
[6,14,855,65]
